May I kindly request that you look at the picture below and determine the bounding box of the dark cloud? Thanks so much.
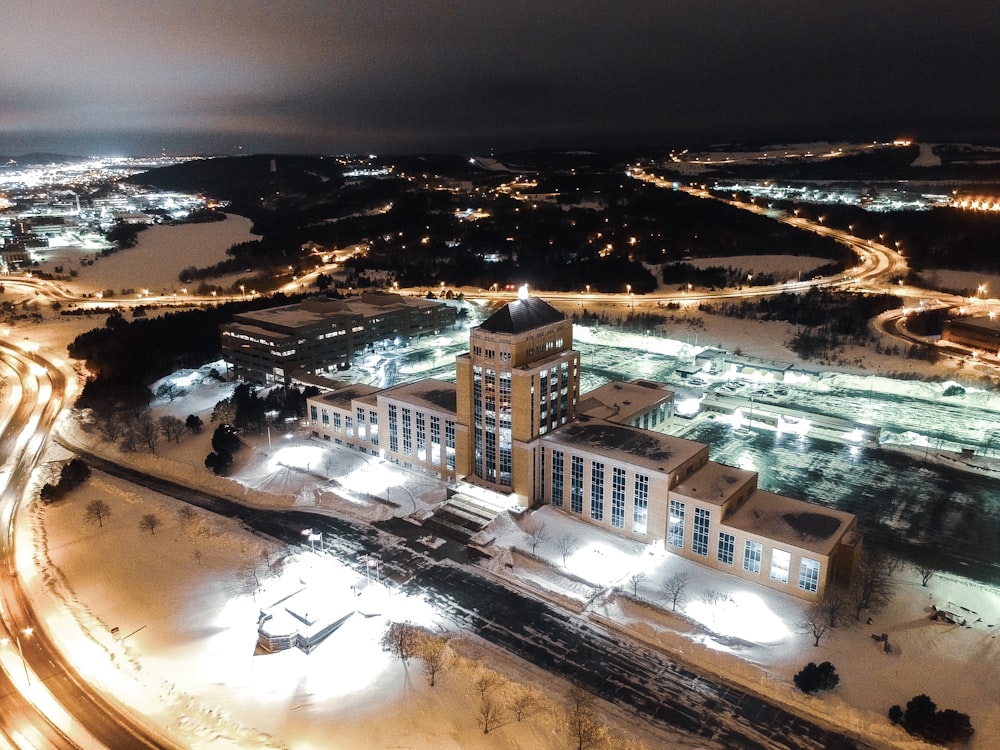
[3,1,1000,155]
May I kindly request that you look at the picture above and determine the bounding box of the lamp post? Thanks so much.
[387,483,416,512]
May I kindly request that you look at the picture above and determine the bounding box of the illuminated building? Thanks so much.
[306,294,859,599]
[942,314,1000,353]
[221,292,456,384]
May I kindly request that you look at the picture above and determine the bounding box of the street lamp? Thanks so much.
[301,528,321,550]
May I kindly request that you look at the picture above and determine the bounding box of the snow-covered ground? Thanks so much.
[33,360,1000,749]
[34,213,258,296]
[11,221,1000,748]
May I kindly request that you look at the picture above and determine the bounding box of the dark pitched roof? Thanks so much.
[478,297,565,334]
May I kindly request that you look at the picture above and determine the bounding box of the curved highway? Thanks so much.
[0,342,181,749]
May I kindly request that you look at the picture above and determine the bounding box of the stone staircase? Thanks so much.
[423,490,506,543]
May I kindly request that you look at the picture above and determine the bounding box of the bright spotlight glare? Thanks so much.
[685,590,789,644]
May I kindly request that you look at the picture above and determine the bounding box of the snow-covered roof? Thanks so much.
[543,416,707,474]
[577,380,672,423]
[724,489,857,556]
[257,586,356,652]
[315,384,382,410]
[671,460,757,507]
[380,378,457,414]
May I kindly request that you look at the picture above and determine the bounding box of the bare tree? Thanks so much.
[119,426,139,453]
[158,415,185,444]
[192,548,203,566]
[851,548,900,620]
[816,588,848,628]
[474,668,503,702]
[556,533,579,566]
[95,412,124,442]
[627,570,647,597]
[479,694,505,735]
[524,517,550,554]
[178,505,198,528]
[470,666,508,733]
[799,603,833,647]
[916,565,935,587]
[565,685,608,750]
[130,411,160,453]
[415,632,450,687]
[84,499,111,527]
[380,621,419,665]
[507,684,544,722]
[138,513,161,535]
[660,572,689,612]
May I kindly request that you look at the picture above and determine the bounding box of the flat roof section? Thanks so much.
[947,315,1000,335]
[544,416,707,474]
[316,384,382,410]
[671,460,757,507]
[578,380,672,424]
[381,378,458,415]
[724,489,856,556]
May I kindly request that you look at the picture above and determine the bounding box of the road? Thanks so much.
[0,343,182,749]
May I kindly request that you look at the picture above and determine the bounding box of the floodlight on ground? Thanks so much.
[685,590,789,645]
[843,428,864,443]
[675,397,701,417]
[777,416,811,438]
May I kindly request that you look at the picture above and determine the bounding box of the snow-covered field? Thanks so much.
[11,221,1000,748]
[35,214,257,296]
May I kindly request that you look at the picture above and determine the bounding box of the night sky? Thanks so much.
[3,1,999,156]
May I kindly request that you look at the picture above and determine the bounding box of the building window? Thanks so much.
[570,456,584,514]
[590,462,604,522]
[416,412,426,461]
[798,558,821,593]
[345,416,354,437]
[551,450,564,508]
[430,415,441,466]
[668,500,685,547]
[356,407,366,440]
[309,405,317,421]
[444,420,456,470]
[743,540,762,575]
[388,404,398,453]
[770,549,791,584]
[402,408,412,456]
[611,467,626,528]
[717,532,735,565]
[321,409,329,426]
[692,507,710,556]
[369,410,379,446]
[633,474,648,535]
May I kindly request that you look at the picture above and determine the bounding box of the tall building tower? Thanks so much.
[456,290,580,502]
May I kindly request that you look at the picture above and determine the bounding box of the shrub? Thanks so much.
[888,694,973,745]
[793,661,839,694]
